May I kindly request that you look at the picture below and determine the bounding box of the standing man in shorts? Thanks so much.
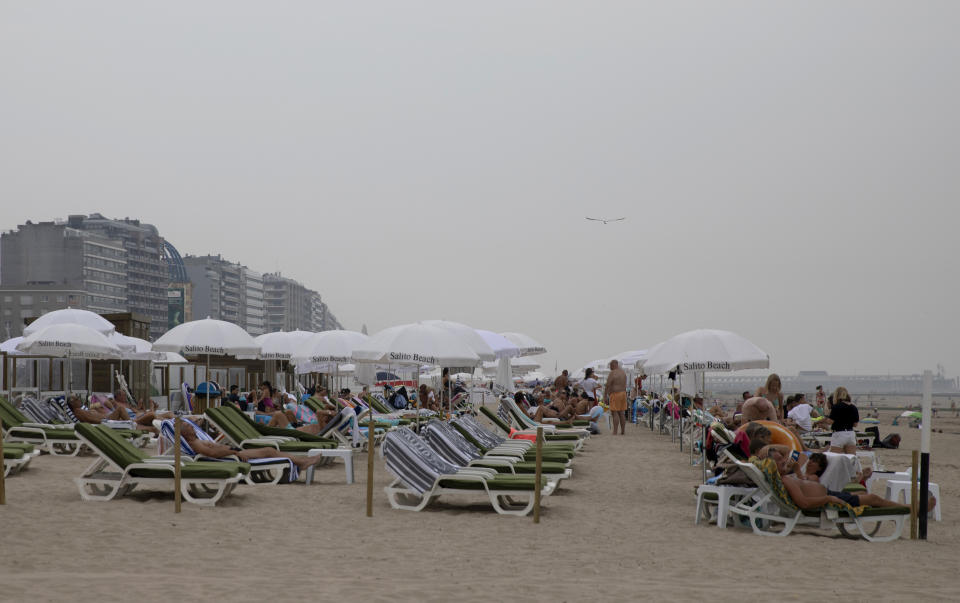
[606,359,628,435]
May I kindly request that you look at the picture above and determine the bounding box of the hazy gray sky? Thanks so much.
[2,1,958,377]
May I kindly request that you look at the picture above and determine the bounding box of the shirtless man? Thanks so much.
[769,448,918,511]
[180,423,326,470]
[740,396,778,423]
[606,359,628,435]
[553,370,570,392]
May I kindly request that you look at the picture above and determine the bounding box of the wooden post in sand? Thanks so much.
[910,450,919,539]
[0,418,6,505]
[366,417,375,517]
[533,427,543,524]
[174,417,182,513]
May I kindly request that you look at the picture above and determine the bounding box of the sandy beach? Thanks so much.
[1,409,958,602]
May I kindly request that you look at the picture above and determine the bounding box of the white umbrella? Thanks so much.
[153,318,261,411]
[23,308,115,337]
[640,329,769,376]
[353,323,481,367]
[474,329,520,359]
[17,324,122,359]
[17,324,123,394]
[421,320,496,362]
[152,318,260,358]
[153,352,188,364]
[254,330,315,361]
[353,322,481,422]
[607,349,648,372]
[107,333,154,359]
[483,357,541,374]
[1,336,25,356]
[291,330,369,366]
[499,332,547,357]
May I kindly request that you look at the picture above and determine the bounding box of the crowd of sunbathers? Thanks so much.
[514,380,606,432]
[712,420,936,512]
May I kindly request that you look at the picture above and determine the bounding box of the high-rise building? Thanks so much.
[183,255,266,335]
[263,272,316,333]
[66,214,168,338]
[0,219,146,337]
[242,268,265,336]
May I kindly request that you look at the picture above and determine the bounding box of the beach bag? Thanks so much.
[715,454,752,485]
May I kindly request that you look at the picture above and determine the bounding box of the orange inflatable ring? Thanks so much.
[737,420,802,452]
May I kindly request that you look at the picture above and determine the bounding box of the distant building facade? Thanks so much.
[0,214,342,340]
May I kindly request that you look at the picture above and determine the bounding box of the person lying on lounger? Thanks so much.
[768,447,926,511]
[180,423,327,470]
[68,395,168,434]
[265,401,337,435]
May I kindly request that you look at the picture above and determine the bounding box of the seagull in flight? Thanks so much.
[585,216,626,224]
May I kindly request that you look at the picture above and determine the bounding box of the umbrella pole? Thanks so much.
[677,373,683,450]
[206,354,211,413]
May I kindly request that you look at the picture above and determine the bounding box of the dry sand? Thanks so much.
[1,410,958,602]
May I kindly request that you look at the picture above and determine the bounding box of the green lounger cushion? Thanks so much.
[497,461,568,475]
[8,426,79,440]
[439,474,546,491]
[241,440,335,452]
[3,442,35,453]
[857,505,910,517]
[130,461,251,479]
[4,448,26,460]
[843,483,867,493]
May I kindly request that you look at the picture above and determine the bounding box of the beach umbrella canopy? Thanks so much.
[420,320,496,362]
[23,308,116,337]
[474,329,521,359]
[573,359,609,381]
[352,322,481,366]
[254,330,315,360]
[16,324,122,359]
[640,329,769,375]
[609,350,648,370]
[152,317,260,357]
[153,351,189,364]
[107,333,157,360]
[291,330,369,366]
[499,332,546,357]
[483,357,541,373]
[1,336,25,356]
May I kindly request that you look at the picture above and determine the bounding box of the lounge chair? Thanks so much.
[1,395,85,456]
[73,423,248,505]
[455,414,577,462]
[421,420,572,479]
[19,397,67,425]
[381,427,552,516]
[3,441,40,477]
[159,419,298,485]
[478,405,584,449]
[726,454,909,542]
[501,398,591,438]
[204,406,338,453]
